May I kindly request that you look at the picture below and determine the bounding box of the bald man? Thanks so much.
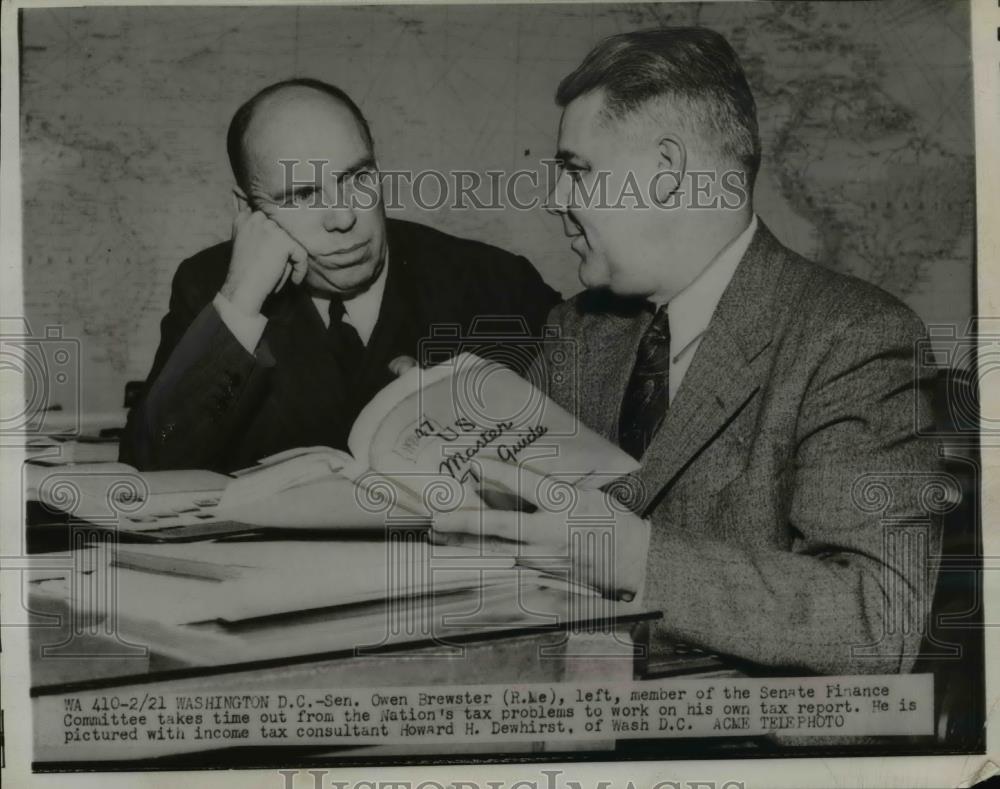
[121,79,559,472]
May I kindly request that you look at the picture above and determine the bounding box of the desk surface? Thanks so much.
[23,459,741,767]
[30,575,663,765]
[29,575,659,688]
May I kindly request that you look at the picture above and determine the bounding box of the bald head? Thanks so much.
[227,78,374,193]
[224,78,387,299]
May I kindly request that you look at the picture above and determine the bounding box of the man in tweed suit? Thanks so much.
[436,28,942,674]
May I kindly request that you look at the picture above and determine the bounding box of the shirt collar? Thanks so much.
[311,249,389,344]
[662,214,758,358]
[342,248,388,313]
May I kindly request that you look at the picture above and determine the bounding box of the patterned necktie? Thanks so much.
[327,297,366,375]
[618,305,671,460]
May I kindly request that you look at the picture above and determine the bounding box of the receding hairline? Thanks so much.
[228,79,374,189]
[245,87,368,150]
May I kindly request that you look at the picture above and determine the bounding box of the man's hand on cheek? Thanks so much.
[221,194,310,315]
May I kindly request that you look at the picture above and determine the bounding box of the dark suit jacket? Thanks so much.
[535,221,943,674]
[121,218,559,472]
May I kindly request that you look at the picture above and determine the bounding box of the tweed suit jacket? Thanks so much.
[538,221,942,674]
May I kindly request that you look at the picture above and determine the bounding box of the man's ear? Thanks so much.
[652,134,686,205]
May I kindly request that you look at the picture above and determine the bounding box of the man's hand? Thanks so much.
[388,355,419,377]
[431,460,650,601]
[221,196,309,315]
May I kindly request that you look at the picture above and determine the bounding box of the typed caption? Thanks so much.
[37,674,933,759]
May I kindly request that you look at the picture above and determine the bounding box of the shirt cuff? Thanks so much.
[213,292,267,354]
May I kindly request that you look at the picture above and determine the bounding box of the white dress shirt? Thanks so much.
[658,215,758,403]
[213,254,389,354]
[310,257,388,345]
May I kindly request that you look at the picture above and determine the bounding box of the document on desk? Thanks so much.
[26,462,233,532]
[35,539,556,629]
[24,435,121,464]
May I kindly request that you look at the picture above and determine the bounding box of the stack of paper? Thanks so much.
[25,435,121,464]
[28,538,569,665]
[26,463,231,531]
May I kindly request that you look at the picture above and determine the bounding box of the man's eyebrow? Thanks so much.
[269,179,319,203]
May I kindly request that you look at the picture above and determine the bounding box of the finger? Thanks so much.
[284,240,310,286]
[428,529,469,547]
[290,260,309,285]
[431,508,523,542]
[388,355,418,377]
[429,510,472,535]
[289,244,310,284]
[428,529,519,555]
[273,262,292,294]
[288,239,309,270]
[468,457,550,508]
[475,457,619,518]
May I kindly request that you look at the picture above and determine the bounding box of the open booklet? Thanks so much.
[218,352,640,524]
[29,353,639,536]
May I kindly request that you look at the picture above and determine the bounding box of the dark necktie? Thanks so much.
[327,297,366,376]
[618,305,671,460]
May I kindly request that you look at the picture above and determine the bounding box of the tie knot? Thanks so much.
[328,297,347,325]
[645,305,670,343]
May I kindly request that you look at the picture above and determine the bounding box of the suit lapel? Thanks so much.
[261,283,356,444]
[355,251,419,399]
[582,306,651,440]
[633,222,787,512]
[635,320,760,511]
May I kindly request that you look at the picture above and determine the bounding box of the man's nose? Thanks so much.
[544,171,571,216]
[321,184,357,232]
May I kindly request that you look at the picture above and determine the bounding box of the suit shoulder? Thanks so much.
[548,288,645,333]
[793,254,922,320]
[389,218,530,273]
[387,219,558,324]
[774,245,927,343]
[172,240,232,296]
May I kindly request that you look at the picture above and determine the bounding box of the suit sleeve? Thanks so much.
[119,258,275,471]
[448,247,560,377]
[643,303,944,674]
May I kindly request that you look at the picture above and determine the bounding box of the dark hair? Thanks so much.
[556,27,760,191]
[226,78,374,190]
